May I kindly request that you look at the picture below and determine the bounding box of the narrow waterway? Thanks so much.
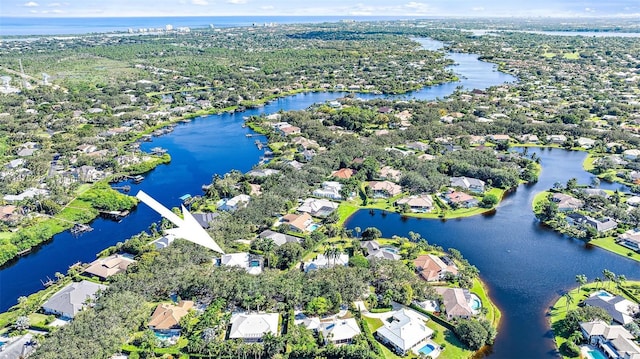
[2,37,634,359]
[346,148,639,358]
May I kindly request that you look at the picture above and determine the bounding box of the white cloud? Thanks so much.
[260,5,274,10]
[51,9,64,13]
[227,0,247,4]
[472,6,485,11]
[48,2,61,6]
[23,1,39,7]
[191,0,208,5]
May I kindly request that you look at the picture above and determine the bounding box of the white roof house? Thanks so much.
[312,181,344,200]
[319,318,361,345]
[297,198,339,218]
[375,309,434,355]
[42,280,108,319]
[229,312,279,343]
[4,188,49,203]
[304,253,349,272]
[218,252,263,275]
[218,194,251,212]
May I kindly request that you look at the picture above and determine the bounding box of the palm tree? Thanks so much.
[563,292,574,312]
[602,269,615,289]
[575,274,587,293]
[324,246,340,267]
[594,277,602,290]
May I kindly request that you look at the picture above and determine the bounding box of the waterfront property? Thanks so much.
[375,308,434,356]
[41,280,108,319]
[566,213,618,233]
[280,212,315,233]
[360,240,401,260]
[582,291,639,325]
[217,194,251,212]
[580,320,640,359]
[443,190,478,208]
[435,287,475,320]
[551,193,584,212]
[319,318,361,345]
[450,176,485,193]
[83,254,135,280]
[312,181,345,200]
[414,254,458,282]
[368,181,403,198]
[617,229,640,252]
[395,194,434,213]
[228,312,279,343]
[148,300,194,335]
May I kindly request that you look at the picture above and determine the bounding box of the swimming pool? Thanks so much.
[418,343,436,355]
[307,224,320,231]
[381,246,399,254]
[587,349,607,359]
[154,332,175,341]
[469,294,482,311]
[594,290,613,298]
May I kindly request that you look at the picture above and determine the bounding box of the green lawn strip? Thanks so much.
[532,191,551,212]
[268,142,288,152]
[336,201,360,226]
[550,281,640,358]
[471,278,501,328]
[589,237,640,263]
[27,312,50,326]
[0,277,72,329]
[0,232,12,240]
[582,154,597,172]
[563,52,580,60]
[425,320,473,359]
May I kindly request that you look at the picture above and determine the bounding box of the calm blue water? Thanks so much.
[346,148,639,358]
[0,16,414,37]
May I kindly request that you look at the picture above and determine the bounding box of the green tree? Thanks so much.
[306,296,333,316]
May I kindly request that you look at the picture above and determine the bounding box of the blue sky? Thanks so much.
[2,0,639,18]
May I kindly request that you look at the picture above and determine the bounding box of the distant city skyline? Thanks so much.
[2,0,639,18]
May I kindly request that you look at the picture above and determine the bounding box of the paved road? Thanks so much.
[0,334,34,359]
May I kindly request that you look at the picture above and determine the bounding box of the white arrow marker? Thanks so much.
[136,190,224,254]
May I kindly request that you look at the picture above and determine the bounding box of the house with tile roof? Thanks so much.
[281,212,315,233]
[368,181,403,198]
[148,301,194,334]
[375,309,434,356]
[83,254,135,280]
[435,287,474,320]
[414,254,458,282]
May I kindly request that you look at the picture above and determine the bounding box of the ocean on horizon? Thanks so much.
[0,16,416,37]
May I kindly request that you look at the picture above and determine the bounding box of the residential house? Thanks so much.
[151,234,176,250]
[580,320,640,359]
[566,213,618,233]
[623,149,640,161]
[418,153,435,161]
[626,196,640,207]
[217,194,251,212]
[583,291,639,325]
[41,280,108,319]
[520,134,540,143]
[294,313,321,331]
[3,188,49,203]
[281,213,315,233]
[444,191,478,208]
[304,253,349,272]
[450,177,485,193]
[17,148,37,157]
[0,205,20,223]
[191,212,220,229]
[577,137,596,149]
[83,254,135,280]
[6,158,25,169]
[279,125,301,136]
[405,141,430,152]
[331,168,354,179]
[580,188,609,198]
[435,287,474,320]
[302,149,316,161]
[487,134,511,142]
[395,195,434,213]
[258,230,301,247]
[618,229,640,252]
[217,252,263,275]
[246,168,280,177]
[360,240,401,261]
[547,134,568,144]
[368,181,403,198]
[414,254,458,282]
[319,318,361,345]
[74,165,105,183]
[77,144,97,154]
[148,300,194,334]
[291,136,319,150]
[379,166,402,182]
[297,198,339,218]
[551,193,584,212]
[313,181,345,200]
[375,309,434,356]
[228,312,279,343]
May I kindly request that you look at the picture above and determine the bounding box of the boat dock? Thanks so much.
[70,223,93,235]
[150,147,168,155]
[99,210,130,221]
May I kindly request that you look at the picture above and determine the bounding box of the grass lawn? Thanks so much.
[582,154,597,172]
[550,281,640,358]
[267,141,288,152]
[336,201,360,226]
[590,237,640,263]
[563,52,580,60]
[0,232,12,240]
[471,278,501,328]
[531,191,550,212]
[363,316,403,359]
[542,52,556,58]
[74,184,92,195]
[28,313,50,326]
[426,320,473,359]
